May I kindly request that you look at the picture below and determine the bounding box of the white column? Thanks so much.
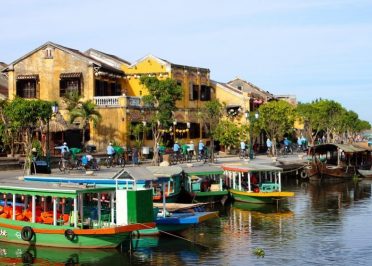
[12,194,16,220]
[97,193,101,223]
[31,196,36,223]
[73,197,78,228]
[238,172,242,191]
[53,197,57,226]
[111,191,115,225]
[278,172,282,192]
[248,172,252,192]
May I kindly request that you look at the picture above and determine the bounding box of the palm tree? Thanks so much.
[69,100,102,146]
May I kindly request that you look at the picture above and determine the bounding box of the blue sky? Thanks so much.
[1,0,371,124]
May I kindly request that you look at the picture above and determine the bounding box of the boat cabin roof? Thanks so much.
[118,166,183,181]
[182,165,224,176]
[222,163,283,173]
[0,180,115,198]
[310,143,368,154]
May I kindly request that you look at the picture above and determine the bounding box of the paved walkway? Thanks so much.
[0,153,308,181]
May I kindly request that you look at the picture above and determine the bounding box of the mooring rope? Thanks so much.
[281,164,307,174]
[138,222,210,249]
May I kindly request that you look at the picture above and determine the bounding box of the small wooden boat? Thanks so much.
[0,181,155,248]
[136,179,218,236]
[222,163,294,204]
[305,144,371,180]
[181,165,229,203]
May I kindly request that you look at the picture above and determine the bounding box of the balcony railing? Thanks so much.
[94,96,120,107]
[93,96,144,108]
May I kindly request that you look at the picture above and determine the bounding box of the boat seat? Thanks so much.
[210,184,220,192]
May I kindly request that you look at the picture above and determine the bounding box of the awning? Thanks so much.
[17,74,39,80]
[60,72,82,79]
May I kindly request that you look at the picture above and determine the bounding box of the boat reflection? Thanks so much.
[0,241,121,265]
[221,202,294,237]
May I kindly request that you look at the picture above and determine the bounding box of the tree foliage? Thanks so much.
[257,100,295,154]
[140,76,183,165]
[214,119,240,150]
[69,100,102,146]
[3,97,53,173]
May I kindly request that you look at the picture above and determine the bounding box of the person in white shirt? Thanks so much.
[106,143,115,156]
[187,140,195,156]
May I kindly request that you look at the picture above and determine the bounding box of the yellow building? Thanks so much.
[2,42,127,150]
[2,42,214,152]
[121,54,213,148]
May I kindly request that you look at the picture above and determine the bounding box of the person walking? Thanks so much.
[198,140,204,156]
[266,138,272,156]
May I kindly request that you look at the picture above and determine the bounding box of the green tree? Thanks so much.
[4,98,53,173]
[214,119,240,152]
[140,76,183,165]
[257,100,295,155]
[199,99,224,162]
[69,100,102,146]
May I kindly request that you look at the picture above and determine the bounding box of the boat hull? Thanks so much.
[191,191,229,203]
[135,211,218,236]
[229,189,294,204]
[0,218,154,249]
[358,169,372,178]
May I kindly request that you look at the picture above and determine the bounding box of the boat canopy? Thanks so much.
[311,143,368,154]
[0,181,115,198]
[222,163,283,173]
[118,166,183,181]
[182,165,224,176]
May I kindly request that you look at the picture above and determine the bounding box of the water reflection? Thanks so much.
[0,242,122,265]
[2,179,372,265]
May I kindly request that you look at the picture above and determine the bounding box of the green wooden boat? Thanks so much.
[0,181,155,248]
[223,163,295,204]
[182,165,228,203]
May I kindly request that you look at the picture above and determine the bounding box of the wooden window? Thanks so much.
[189,84,199,101]
[189,123,200,139]
[16,80,37,98]
[60,78,81,97]
[200,85,211,101]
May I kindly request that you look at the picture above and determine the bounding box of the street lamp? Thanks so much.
[173,120,177,142]
[47,102,59,168]
[246,111,259,160]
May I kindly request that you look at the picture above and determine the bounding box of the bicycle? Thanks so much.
[58,158,77,172]
[105,154,125,168]
[239,149,249,159]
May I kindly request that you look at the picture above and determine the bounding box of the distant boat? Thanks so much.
[0,181,155,248]
[222,163,294,204]
[181,165,229,203]
[305,143,371,180]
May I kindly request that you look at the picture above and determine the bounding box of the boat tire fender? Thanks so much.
[65,229,76,241]
[300,170,308,179]
[21,226,34,241]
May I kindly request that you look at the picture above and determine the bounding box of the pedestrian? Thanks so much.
[266,138,272,156]
[198,140,204,156]
[132,147,139,165]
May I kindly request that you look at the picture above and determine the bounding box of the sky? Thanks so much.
[1,0,371,124]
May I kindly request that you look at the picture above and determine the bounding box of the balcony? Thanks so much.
[93,96,142,108]
[94,96,120,107]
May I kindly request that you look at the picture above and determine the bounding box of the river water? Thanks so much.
[1,177,372,265]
